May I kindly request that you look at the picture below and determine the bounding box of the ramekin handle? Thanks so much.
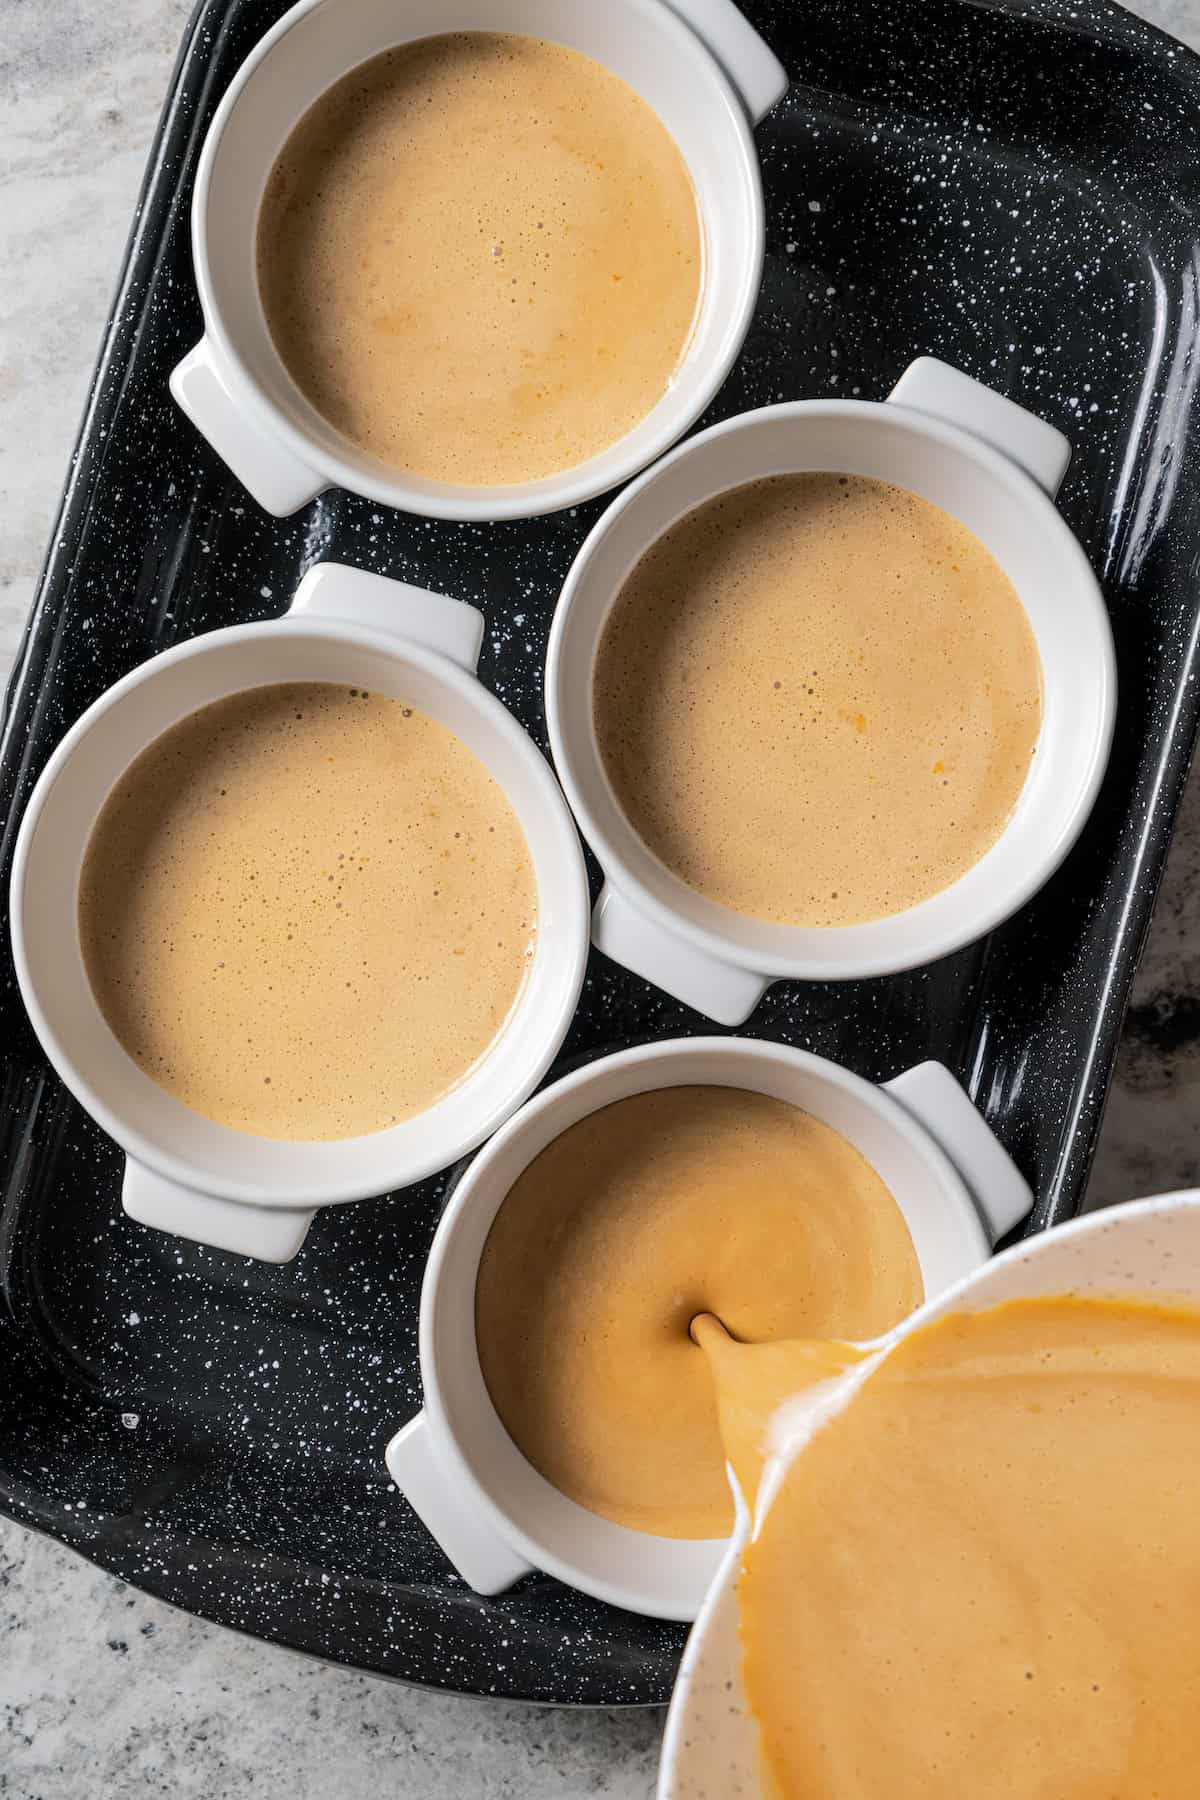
[887,356,1071,498]
[666,0,788,124]
[385,1411,535,1595]
[122,1157,315,1262]
[289,562,485,674]
[593,882,768,1026]
[170,336,327,517]
[883,1061,1032,1242]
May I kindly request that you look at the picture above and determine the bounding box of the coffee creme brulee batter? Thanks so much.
[694,1297,1200,1800]
[78,682,537,1140]
[473,1087,922,1539]
[257,33,702,486]
[593,473,1043,926]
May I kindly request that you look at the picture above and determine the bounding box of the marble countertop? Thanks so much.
[4,1,1200,1793]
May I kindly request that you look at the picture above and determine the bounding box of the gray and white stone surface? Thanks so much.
[2,0,1200,1793]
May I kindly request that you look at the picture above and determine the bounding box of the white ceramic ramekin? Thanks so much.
[169,0,787,521]
[384,1036,1031,1620]
[657,1187,1200,1799]
[546,356,1118,1024]
[10,563,589,1263]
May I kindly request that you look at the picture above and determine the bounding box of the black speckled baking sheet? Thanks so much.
[2,0,1200,1705]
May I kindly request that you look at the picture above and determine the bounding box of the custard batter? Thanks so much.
[79,682,536,1140]
[474,1086,921,1538]
[258,33,702,485]
[594,473,1043,925]
[707,1296,1200,1798]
